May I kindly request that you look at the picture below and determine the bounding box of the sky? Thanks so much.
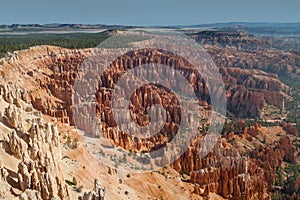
[0,0,299,26]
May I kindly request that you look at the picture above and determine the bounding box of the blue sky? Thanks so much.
[0,0,299,25]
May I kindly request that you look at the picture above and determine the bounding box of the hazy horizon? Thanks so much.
[1,21,300,27]
[1,0,299,26]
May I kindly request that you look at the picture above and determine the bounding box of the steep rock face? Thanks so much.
[193,30,300,53]
[172,140,269,200]
[206,45,300,75]
[0,45,294,200]
[220,67,285,118]
[78,179,106,200]
[194,31,299,119]
[95,84,187,152]
[30,48,211,153]
[192,30,273,51]
[0,84,69,199]
[30,49,87,125]
[252,136,296,173]
[16,46,287,126]
[5,104,22,129]
[8,130,28,159]
[17,119,68,200]
[171,136,296,200]
[66,48,285,148]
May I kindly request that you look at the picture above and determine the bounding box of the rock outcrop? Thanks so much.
[78,179,106,200]
[18,189,43,200]
[8,130,28,159]
[0,84,69,199]
[220,67,286,118]
[172,140,269,199]
[192,30,273,51]
[171,135,296,200]
[17,119,68,200]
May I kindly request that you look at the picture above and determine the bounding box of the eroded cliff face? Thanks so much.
[206,46,300,77]
[192,30,300,53]
[20,46,287,129]
[0,84,69,199]
[3,44,286,124]
[21,46,286,156]
[78,179,106,200]
[32,46,287,199]
[170,135,296,200]
[0,44,297,200]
